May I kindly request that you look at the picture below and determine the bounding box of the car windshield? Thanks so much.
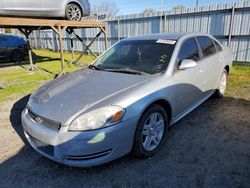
[92,40,176,75]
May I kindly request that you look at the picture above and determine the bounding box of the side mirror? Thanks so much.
[179,59,198,70]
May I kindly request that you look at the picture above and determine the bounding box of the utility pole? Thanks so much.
[196,0,199,7]
[161,0,163,11]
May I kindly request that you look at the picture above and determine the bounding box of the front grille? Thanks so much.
[27,109,61,131]
[29,135,54,157]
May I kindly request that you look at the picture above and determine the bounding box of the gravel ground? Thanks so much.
[0,95,249,188]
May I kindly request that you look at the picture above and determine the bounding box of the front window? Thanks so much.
[178,38,200,65]
[92,40,176,75]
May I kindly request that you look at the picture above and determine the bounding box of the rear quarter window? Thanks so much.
[197,36,217,58]
[213,40,223,52]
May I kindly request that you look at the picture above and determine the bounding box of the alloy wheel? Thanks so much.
[142,112,165,151]
[67,5,82,21]
[219,71,227,95]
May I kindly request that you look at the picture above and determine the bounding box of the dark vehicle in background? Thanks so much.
[0,34,28,62]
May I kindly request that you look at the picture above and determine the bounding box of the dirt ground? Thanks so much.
[0,94,249,188]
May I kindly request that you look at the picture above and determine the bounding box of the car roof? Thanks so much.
[123,32,211,41]
[0,34,22,39]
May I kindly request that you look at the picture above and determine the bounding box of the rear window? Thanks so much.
[197,36,217,58]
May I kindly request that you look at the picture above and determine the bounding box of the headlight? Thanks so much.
[68,106,125,131]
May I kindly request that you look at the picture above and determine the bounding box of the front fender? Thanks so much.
[125,92,172,120]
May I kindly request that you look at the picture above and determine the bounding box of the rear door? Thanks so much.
[2,0,41,15]
[196,36,222,92]
[171,37,205,118]
[28,0,42,10]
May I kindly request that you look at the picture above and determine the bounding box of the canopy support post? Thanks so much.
[51,25,67,76]
[100,26,108,50]
[18,28,38,72]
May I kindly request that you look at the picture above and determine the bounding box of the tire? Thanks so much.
[132,104,169,158]
[215,69,228,98]
[65,3,82,21]
[10,49,25,62]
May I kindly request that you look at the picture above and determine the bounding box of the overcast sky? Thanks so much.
[90,0,243,15]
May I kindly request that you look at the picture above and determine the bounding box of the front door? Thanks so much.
[171,37,206,120]
[41,0,64,17]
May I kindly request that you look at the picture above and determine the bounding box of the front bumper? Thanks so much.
[21,109,137,167]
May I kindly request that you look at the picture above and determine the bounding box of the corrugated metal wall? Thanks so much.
[30,0,250,62]
[0,28,4,33]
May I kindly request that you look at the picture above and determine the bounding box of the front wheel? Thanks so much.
[65,4,82,21]
[132,104,168,158]
[215,69,228,98]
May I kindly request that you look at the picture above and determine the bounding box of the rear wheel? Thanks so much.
[10,49,24,62]
[215,69,228,98]
[132,104,168,158]
[65,4,82,21]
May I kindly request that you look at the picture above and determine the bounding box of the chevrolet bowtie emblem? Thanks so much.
[35,117,43,124]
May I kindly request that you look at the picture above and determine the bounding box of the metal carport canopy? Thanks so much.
[0,17,108,75]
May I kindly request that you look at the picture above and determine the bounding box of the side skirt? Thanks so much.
[170,90,215,126]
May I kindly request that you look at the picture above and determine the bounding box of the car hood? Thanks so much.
[28,68,153,124]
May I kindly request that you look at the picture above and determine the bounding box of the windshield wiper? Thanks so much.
[88,64,103,70]
[89,65,149,75]
[104,68,149,75]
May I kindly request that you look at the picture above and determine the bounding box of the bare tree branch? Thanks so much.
[172,5,186,11]
[143,9,157,14]
[91,0,119,17]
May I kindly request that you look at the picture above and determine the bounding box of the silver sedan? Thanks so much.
[22,33,233,167]
[0,0,90,21]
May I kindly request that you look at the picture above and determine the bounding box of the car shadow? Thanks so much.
[0,52,66,69]
[0,51,37,68]
[9,95,30,145]
[0,59,28,68]
[1,95,249,187]
[0,52,73,78]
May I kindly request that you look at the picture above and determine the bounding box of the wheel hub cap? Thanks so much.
[142,112,165,151]
[219,72,227,94]
[68,5,81,21]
